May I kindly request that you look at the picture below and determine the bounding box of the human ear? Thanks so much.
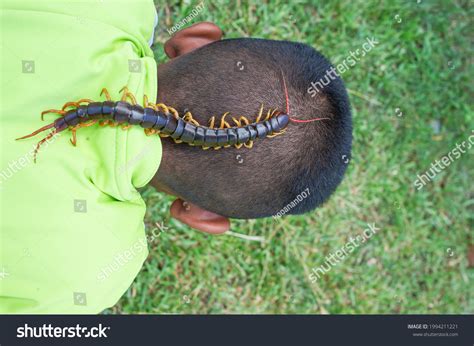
[170,198,230,234]
[164,21,222,58]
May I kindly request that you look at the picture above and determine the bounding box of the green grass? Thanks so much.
[107,0,473,314]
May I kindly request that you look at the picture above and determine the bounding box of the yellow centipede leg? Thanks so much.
[255,104,264,123]
[189,119,201,126]
[244,140,254,149]
[148,102,158,111]
[219,112,230,128]
[183,112,191,121]
[183,112,200,126]
[264,109,272,121]
[82,120,98,128]
[100,88,112,101]
[41,109,66,121]
[232,117,241,127]
[239,116,250,126]
[209,116,216,129]
[144,128,156,136]
[62,98,94,112]
[155,103,169,113]
[62,101,80,111]
[76,98,94,105]
[119,86,129,101]
[70,128,77,146]
[69,120,97,146]
[119,86,137,104]
[167,106,180,119]
[143,95,149,108]
[234,143,243,149]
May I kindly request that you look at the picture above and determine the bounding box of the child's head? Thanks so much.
[152,23,352,230]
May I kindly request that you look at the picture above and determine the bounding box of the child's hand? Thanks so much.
[170,198,230,234]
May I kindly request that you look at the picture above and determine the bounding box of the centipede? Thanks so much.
[16,87,294,162]
[17,70,331,162]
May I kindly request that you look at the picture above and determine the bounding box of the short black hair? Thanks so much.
[155,38,352,218]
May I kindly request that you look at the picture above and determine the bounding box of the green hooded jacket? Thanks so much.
[0,0,161,313]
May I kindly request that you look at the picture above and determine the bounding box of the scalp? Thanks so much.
[155,38,352,218]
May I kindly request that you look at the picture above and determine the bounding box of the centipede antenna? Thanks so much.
[289,117,331,123]
[280,68,331,124]
[16,123,55,140]
[280,68,290,115]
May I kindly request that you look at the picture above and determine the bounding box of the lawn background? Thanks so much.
[107,0,473,314]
